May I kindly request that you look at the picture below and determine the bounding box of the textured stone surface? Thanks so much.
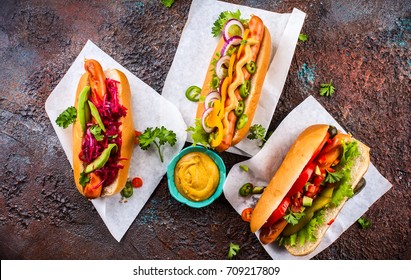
[0,0,409,260]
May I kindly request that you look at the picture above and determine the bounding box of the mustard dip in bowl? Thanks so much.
[167,146,226,208]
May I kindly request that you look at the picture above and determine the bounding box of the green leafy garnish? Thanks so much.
[357,217,371,229]
[89,124,104,141]
[227,243,240,259]
[319,79,335,97]
[284,210,306,226]
[79,172,90,187]
[56,106,77,128]
[330,140,360,206]
[212,10,245,37]
[161,0,175,8]
[325,169,345,183]
[279,210,325,247]
[138,126,177,163]
[298,33,308,42]
[247,124,267,147]
[186,118,210,148]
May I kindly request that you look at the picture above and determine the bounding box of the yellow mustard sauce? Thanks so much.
[174,152,220,201]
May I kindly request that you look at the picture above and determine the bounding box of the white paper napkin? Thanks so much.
[223,96,392,259]
[45,40,187,241]
[162,0,306,156]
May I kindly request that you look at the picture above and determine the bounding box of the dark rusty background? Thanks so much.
[0,0,410,260]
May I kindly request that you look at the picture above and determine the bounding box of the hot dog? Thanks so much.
[249,124,370,255]
[72,59,135,199]
[191,12,271,152]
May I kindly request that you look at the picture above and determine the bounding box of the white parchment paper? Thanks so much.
[45,41,187,241]
[223,96,393,259]
[162,0,306,156]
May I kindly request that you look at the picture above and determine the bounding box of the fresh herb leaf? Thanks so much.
[161,0,175,8]
[279,210,325,247]
[319,79,335,97]
[298,33,308,42]
[138,126,177,162]
[89,124,104,141]
[186,118,210,148]
[79,172,90,187]
[56,106,77,128]
[227,243,240,259]
[247,124,267,147]
[284,210,306,226]
[357,217,371,229]
[325,169,345,183]
[212,10,245,37]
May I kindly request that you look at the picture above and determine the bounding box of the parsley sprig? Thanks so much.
[284,210,306,226]
[138,126,177,163]
[319,79,335,97]
[247,124,268,147]
[161,0,175,8]
[56,106,77,128]
[357,217,371,229]
[298,33,308,42]
[227,243,240,259]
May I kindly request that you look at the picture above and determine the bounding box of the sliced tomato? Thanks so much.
[241,208,253,222]
[131,177,143,188]
[286,162,316,197]
[263,196,290,228]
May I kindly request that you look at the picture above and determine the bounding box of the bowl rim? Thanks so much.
[166,145,226,208]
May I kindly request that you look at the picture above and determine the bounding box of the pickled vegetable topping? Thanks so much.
[278,138,360,247]
[79,78,127,188]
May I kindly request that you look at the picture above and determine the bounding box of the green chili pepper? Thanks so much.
[78,86,91,133]
[84,143,117,173]
[88,100,106,132]
[210,76,220,90]
[246,61,256,74]
[236,114,248,130]
[251,186,265,194]
[185,86,201,102]
[239,183,253,196]
[121,181,133,198]
[239,80,250,98]
[234,100,245,116]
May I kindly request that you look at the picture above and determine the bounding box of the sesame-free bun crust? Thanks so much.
[72,68,135,198]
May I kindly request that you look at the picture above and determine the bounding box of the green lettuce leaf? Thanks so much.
[186,118,210,148]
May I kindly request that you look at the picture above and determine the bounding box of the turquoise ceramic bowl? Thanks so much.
[167,145,226,208]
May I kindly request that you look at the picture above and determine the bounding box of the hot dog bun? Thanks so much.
[231,26,271,146]
[250,125,330,233]
[250,124,370,255]
[72,66,135,198]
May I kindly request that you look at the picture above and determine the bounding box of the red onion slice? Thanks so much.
[223,19,244,41]
[221,36,242,57]
[204,91,221,110]
[216,55,230,79]
[201,107,214,133]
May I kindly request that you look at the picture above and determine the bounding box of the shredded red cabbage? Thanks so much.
[79,78,128,188]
